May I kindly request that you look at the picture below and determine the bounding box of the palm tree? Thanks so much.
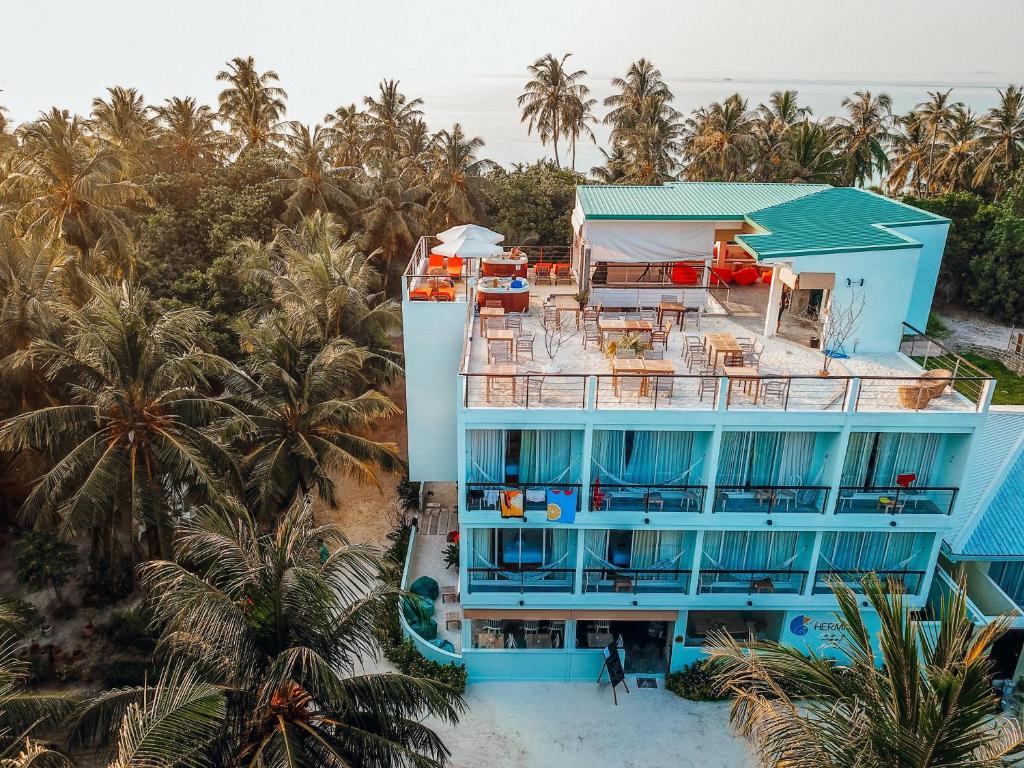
[936,105,982,193]
[363,80,424,162]
[275,121,360,225]
[518,53,588,168]
[590,145,630,184]
[783,119,842,184]
[324,103,366,170]
[427,123,494,227]
[153,96,227,173]
[0,108,150,253]
[752,90,811,180]
[216,55,288,150]
[974,84,1024,197]
[685,94,755,180]
[226,318,404,519]
[613,95,683,184]
[603,58,675,139]
[359,165,428,278]
[835,90,893,186]
[75,499,462,768]
[89,86,158,177]
[887,112,930,195]
[0,281,242,573]
[562,91,598,171]
[916,89,959,193]
[707,573,1024,768]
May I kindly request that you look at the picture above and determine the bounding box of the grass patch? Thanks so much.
[959,354,1024,405]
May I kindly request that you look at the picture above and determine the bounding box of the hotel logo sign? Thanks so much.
[790,614,847,644]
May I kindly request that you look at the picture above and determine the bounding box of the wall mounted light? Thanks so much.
[846,278,865,287]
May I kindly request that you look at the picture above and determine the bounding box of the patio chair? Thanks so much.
[616,347,635,359]
[605,331,624,349]
[535,266,554,286]
[427,253,445,275]
[582,306,599,324]
[617,373,644,401]
[682,309,701,330]
[555,264,574,285]
[483,619,502,634]
[660,293,679,304]
[484,317,506,337]
[485,300,503,309]
[488,345,513,364]
[520,374,544,406]
[759,375,790,407]
[625,312,642,321]
[650,324,670,350]
[516,332,535,361]
[744,343,763,370]
[640,308,658,324]
[523,620,542,634]
[583,323,602,350]
[445,256,463,280]
[505,315,523,332]
[698,368,719,402]
[643,349,664,360]
[653,373,674,399]
[679,483,702,511]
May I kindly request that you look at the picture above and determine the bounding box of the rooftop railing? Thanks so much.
[812,569,927,595]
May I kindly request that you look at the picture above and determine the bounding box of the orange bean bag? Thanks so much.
[761,270,773,284]
[733,266,760,285]
[710,267,734,285]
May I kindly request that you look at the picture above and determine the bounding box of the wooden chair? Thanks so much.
[505,315,523,333]
[698,368,719,402]
[640,308,658,324]
[485,300,503,309]
[520,375,543,406]
[582,306,599,324]
[682,308,701,330]
[516,332,534,361]
[523,620,542,634]
[759,376,790,407]
[660,293,679,304]
[488,344,513,364]
[583,323,602,350]
[484,317,506,338]
[650,323,670,350]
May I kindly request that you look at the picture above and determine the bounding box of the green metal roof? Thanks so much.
[576,182,831,220]
[737,187,949,259]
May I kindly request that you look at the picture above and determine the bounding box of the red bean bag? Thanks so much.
[761,270,773,283]
[670,263,699,285]
[733,266,760,285]
[710,267,734,285]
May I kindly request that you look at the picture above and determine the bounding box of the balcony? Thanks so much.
[835,487,957,515]
[812,569,927,595]
[464,483,582,516]
[697,569,808,595]
[581,568,690,594]
[712,485,829,514]
[591,484,706,514]
[466,567,576,594]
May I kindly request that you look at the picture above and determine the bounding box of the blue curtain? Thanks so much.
[467,430,506,482]
[717,432,813,486]
[845,433,940,488]
[842,432,873,486]
[520,430,582,483]
[591,431,627,483]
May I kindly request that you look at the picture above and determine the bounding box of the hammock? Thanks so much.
[584,547,687,573]
[701,548,803,583]
[591,457,702,487]
[474,551,570,582]
[817,547,923,575]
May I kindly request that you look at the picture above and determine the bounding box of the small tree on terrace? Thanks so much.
[14,531,79,607]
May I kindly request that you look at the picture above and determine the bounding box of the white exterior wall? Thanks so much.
[889,222,950,331]
[402,299,466,481]
[783,248,921,354]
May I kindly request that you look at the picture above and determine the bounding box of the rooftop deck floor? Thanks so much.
[463,283,978,412]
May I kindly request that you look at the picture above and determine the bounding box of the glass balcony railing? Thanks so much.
[835,487,956,515]
[812,569,927,595]
[466,567,576,594]
[697,569,808,595]
[712,485,829,514]
[589,484,706,513]
[464,483,582,515]
[581,568,690,593]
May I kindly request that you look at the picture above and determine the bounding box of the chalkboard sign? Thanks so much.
[603,643,625,687]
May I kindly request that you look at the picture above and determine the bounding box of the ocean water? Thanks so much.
[423,74,1014,172]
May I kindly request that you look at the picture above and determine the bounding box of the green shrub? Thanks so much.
[101,608,157,654]
[374,522,467,695]
[100,658,161,688]
[2,596,43,632]
[665,659,728,701]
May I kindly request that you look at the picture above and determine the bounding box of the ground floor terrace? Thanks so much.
[462,281,991,413]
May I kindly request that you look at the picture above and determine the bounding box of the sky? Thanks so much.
[2,0,1023,168]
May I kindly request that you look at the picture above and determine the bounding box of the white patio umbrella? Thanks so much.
[431,236,504,259]
[435,224,504,244]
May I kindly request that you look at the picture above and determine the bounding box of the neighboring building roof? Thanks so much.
[737,187,949,260]
[576,182,830,220]
[958,439,1024,560]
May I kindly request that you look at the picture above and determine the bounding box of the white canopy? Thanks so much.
[432,236,504,258]
[585,220,716,263]
[435,224,504,244]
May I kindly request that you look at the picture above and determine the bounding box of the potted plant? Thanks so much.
[573,287,591,311]
[607,332,649,359]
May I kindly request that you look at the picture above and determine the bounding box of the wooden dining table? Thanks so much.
[598,317,653,349]
[611,358,676,397]
[487,329,516,358]
[658,300,686,326]
[552,293,582,328]
[479,305,505,336]
[722,364,761,404]
[704,332,744,369]
[482,363,519,403]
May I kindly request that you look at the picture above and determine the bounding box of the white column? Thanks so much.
[764,265,783,339]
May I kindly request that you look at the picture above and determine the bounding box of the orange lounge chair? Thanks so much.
[427,253,446,275]
[446,256,464,280]
[409,284,433,301]
[433,284,456,301]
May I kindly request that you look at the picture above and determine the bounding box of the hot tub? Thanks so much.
[481,254,528,278]
[476,277,530,313]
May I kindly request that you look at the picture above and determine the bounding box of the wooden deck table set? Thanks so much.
[657,300,687,326]
[552,293,583,328]
[722,364,761,404]
[611,358,676,397]
[479,305,504,335]
[487,329,516,356]
[704,332,744,368]
[597,317,654,349]
[482,363,520,402]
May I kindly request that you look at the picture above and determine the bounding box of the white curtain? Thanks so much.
[777,432,816,485]
[717,432,814,486]
[817,532,923,571]
[842,433,940,487]
[520,430,581,484]
[467,430,506,483]
[584,529,609,568]
[472,529,492,568]
[631,531,659,568]
[591,431,627,483]
[702,531,800,570]
[586,219,715,262]
[625,431,696,484]
[842,432,873,486]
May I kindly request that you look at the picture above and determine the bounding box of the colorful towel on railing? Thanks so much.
[545,488,576,523]
[525,489,546,503]
[500,490,524,518]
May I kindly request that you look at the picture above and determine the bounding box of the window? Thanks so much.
[470,619,566,649]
